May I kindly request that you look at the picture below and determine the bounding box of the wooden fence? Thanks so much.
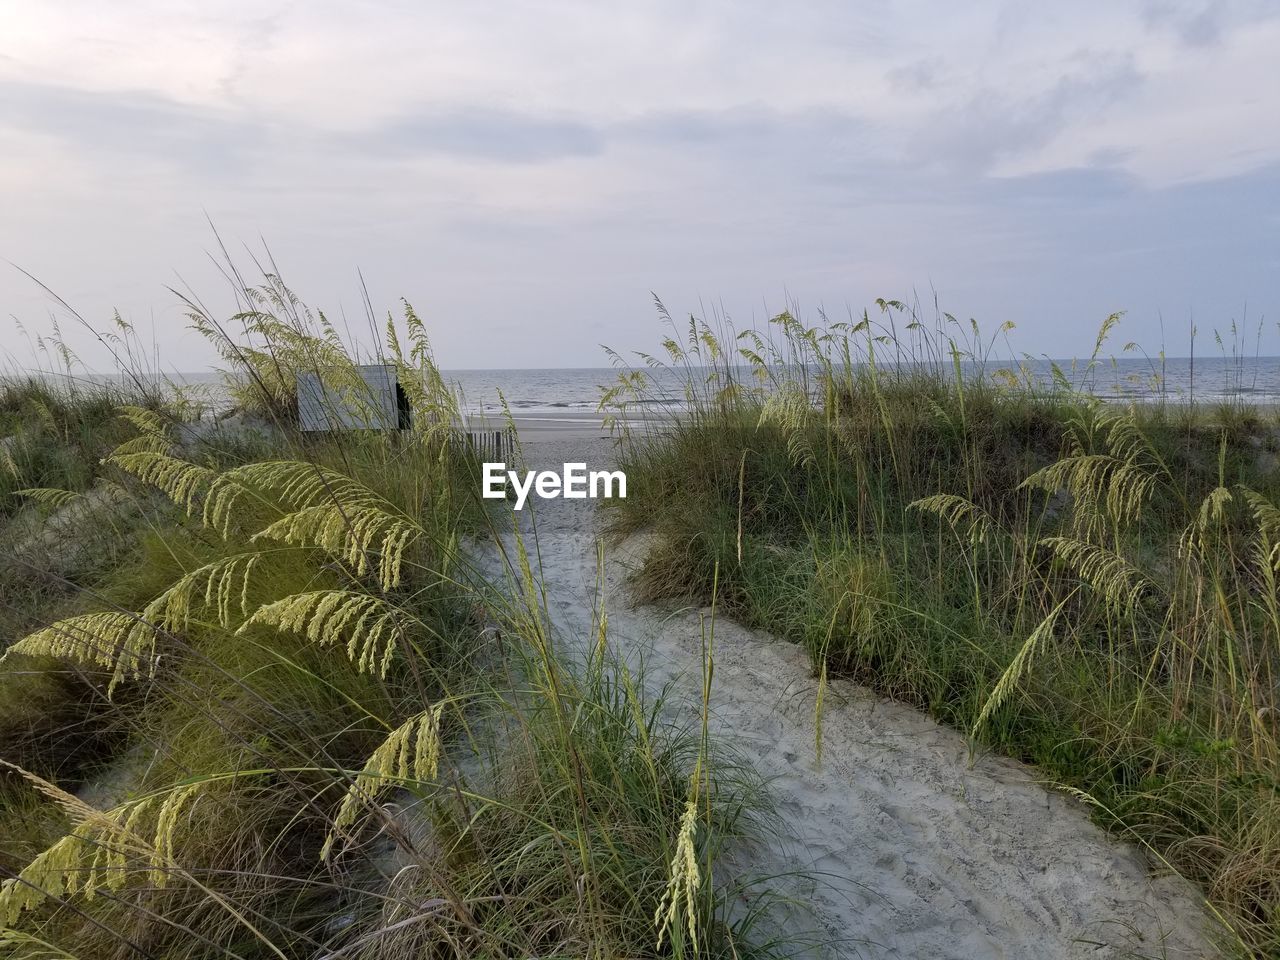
[454,427,515,462]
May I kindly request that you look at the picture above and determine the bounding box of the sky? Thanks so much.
[1,0,1278,371]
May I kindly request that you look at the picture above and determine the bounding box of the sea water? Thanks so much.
[16,356,1280,416]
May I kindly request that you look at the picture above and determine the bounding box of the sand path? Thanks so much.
[476,435,1221,959]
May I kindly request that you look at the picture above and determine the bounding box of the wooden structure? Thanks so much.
[297,365,411,432]
[457,428,514,462]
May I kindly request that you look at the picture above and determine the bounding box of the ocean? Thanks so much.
[448,357,1280,412]
[14,356,1280,416]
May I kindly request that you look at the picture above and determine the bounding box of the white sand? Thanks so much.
[475,431,1222,959]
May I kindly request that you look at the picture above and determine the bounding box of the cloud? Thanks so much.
[368,107,604,163]
[912,52,1144,175]
[617,109,778,147]
[0,81,604,171]
[0,2,1276,370]
[0,79,269,174]
[886,59,948,94]
[1142,0,1228,46]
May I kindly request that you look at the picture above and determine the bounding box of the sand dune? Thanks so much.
[475,433,1220,959]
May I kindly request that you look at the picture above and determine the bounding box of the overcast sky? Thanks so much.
[2,1,1278,371]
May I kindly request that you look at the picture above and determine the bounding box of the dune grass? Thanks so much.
[605,303,1280,957]
[0,378,147,519]
[0,275,789,958]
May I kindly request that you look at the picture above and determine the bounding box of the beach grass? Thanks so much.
[0,276,786,958]
[605,302,1280,957]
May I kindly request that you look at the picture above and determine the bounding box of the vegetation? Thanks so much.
[0,379,145,519]
[11,274,1275,957]
[0,275,784,958]
[605,302,1280,957]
